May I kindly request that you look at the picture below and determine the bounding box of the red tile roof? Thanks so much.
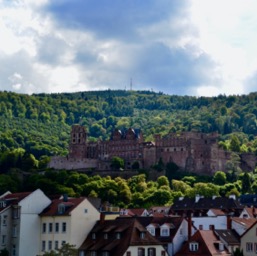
[40,197,85,216]
[79,217,164,256]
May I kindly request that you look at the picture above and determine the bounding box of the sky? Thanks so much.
[1,0,257,96]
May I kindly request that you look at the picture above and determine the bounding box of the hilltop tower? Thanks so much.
[68,124,87,159]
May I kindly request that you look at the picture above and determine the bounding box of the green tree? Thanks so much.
[241,172,252,194]
[213,171,227,185]
[230,135,241,152]
[110,156,125,170]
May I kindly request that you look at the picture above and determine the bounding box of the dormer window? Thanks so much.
[104,233,108,239]
[140,232,145,239]
[189,242,199,251]
[160,224,170,237]
[116,233,121,239]
[58,204,65,214]
[92,233,96,240]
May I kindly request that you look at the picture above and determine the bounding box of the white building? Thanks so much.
[38,196,100,255]
[0,189,51,256]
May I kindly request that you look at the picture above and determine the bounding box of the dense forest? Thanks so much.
[1,89,257,207]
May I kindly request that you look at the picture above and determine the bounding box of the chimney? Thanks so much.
[227,214,232,229]
[100,212,105,224]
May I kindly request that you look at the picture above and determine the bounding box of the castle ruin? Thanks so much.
[49,124,256,175]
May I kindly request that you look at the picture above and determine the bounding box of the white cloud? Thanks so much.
[0,0,257,96]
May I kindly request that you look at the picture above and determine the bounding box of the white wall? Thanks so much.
[19,189,51,256]
[192,216,227,230]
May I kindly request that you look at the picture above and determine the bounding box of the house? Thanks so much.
[240,220,257,256]
[170,195,244,217]
[231,217,256,236]
[239,206,257,218]
[38,196,100,255]
[175,230,231,256]
[78,217,168,256]
[214,230,240,253]
[0,189,51,256]
[148,206,170,216]
[120,208,150,217]
[191,208,228,231]
[138,216,188,256]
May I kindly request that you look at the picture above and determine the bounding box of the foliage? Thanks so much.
[110,156,125,170]
[41,243,77,256]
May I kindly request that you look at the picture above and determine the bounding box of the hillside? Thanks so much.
[1,90,257,159]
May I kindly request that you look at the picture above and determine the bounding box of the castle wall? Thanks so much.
[49,156,98,170]
[49,125,257,175]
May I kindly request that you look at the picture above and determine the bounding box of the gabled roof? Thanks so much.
[137,216,184,242]
[175,230,231,256]
[39,197,85,216]
[214,230,240,246]
[207,208,226,216]
[232,217,256,229]
[239,219,257,238]
[0,191,33,211]
[171,196,243,213]
[121,208,149,217]
[79,217,163,256]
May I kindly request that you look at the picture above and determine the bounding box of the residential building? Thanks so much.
[175,230,231,256]
[79,217,168,256]
[0,189,51,256]
[240,220,257,256]
[38,196,100,255]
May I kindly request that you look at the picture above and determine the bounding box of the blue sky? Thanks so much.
[0,0,257,96]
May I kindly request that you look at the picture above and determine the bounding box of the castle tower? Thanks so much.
[68,125,87,159]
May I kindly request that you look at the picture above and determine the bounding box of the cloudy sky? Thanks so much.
[1,0,257,96]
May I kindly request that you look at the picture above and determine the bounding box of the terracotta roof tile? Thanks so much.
[40,197,85,216]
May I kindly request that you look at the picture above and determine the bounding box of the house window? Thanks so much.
[2,235,6,245]
[116,232,121,239]
[104,233,108,239]
[140,232,145,239]
[90,252,96,256]
[102,252,109,256]
[42,223,46,233]
[49,223,53,233]
[92,233,96,239]
[55,241,58,250]
[189,242,199,251]
[12,207,20,219]
[161,251,166,256]
[148,248,156,256]
[12,226,17,237]
[48,241,52,250]
[62,222,66,232]
[199,225,203,230]
[55,223,59,233]
[12,244,16,256]
[126,252,131,256]
[161,228,169,237]
[138,248,145,256]
[62,241,66,246]
[246,242,253,252]
[84,209,88,213]
[2,215,7,226]
[179,228,183,235]
[42,241,46,251]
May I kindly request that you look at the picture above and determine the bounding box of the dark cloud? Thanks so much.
[36,35,70,65]
[45,0,188,40]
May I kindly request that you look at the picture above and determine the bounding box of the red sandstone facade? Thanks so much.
[50,124,256,174]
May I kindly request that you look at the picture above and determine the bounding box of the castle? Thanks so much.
[49,124,256,175]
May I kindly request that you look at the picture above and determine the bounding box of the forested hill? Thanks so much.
[1,89,257,159]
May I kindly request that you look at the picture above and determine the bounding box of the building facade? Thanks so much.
[49,124,257,175]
